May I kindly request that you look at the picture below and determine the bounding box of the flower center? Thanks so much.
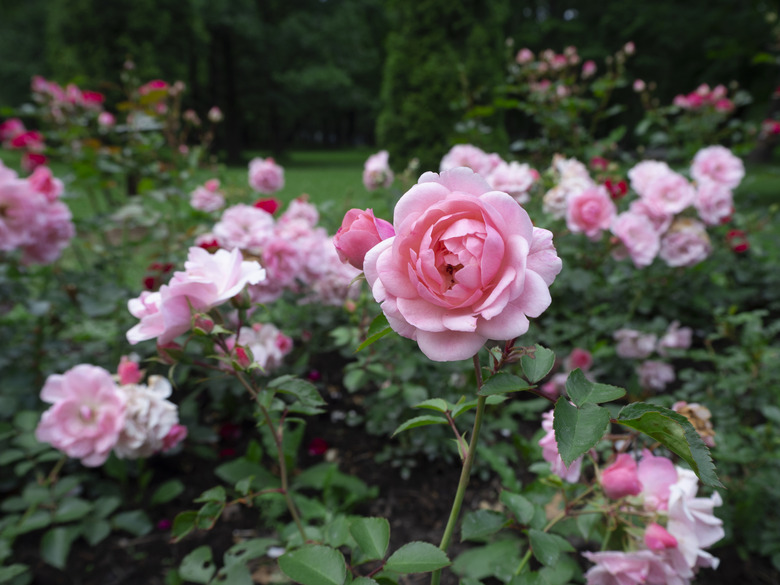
[79,405,95,422]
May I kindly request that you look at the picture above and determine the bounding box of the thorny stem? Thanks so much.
[431,354,488,585]
[234,370,307,543]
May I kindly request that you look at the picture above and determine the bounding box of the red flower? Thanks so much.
[253,197,281,215]
[307,437,329,456]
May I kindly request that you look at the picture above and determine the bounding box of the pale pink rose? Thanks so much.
[248,157,285,194]
[278,198,319,227]
[633,79,646,92]
[638,360,675,391]
[28,166,64,202]
[582,60,597,78]
[299,239,362,307]
[638,449,678,511]
[657,321,692,356]
[611,212,661,268]
[614,328,657,359]
[439,145,504,177]
[565,348,593,372]
[0,178,47,251]
[539,410,582,483]
[0,160,18,182]
[362,150,394,190]
[624,41,636,55]
[601,453,643,499]
[640,171,696,215]
[627,160,673,196]
[543,176,595,219]
[693,179,733,226]
[553,154,591,180]
[556,84,571,98]
[20,200,74,265]
[667,468,724,570]
[261,234,305,288]
[333,208,395,270]
[363,167,562,361]
[207,106,223,123]
[659,218,711,267]
[35,364,126,467]
[114,375,180,459]
[566,185,617,240]
[485,161,539,204]
[98,112,115,127]
[127,247,265,345]
[190,184,225,213]
[516,48,534,64]
[691,146,744,189]
[628,199,673,234]
[584,549,690,585]
[213,204,275,255]
[221,322,293,373]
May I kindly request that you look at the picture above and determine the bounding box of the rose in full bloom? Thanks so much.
[363,167,562,361]
[362,150,394,190]
[637,360,675,391]
[659,218,711,268]
[439,145,504,177]
[690,145,744,189]
[333,208,395,270]
[566,185,617,240]
[637,449,678,511]
[614,328,657,359]
[127,247,266,345]
[35,365,126,467]
[693,180,733,225]
[638,170,696,215]
[657,321,692,356]
[601,453,643,499]
[189,180,225,213]
[248,157,284,194]
[485,161,539,204]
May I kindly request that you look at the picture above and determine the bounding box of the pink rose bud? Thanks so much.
[162,424,188,451]
[333,208,395,271]
[566,348,593,372]
[644,523,678,551]
[98,112,116,127]
[118,355,143,385]
[193,315,215,334]
[600,453,642,499]
[633,79,646,92]
[234,346,253,370]
[204,178,220,192]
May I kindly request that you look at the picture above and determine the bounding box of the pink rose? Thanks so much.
[35,364,126,467]
[657,321,692,356]
[644,523,678,551]
[565,348,593,372]
[639,171,696,215]
[694,179,735,224]
[439,145,504,177]
[659,218,711,267]
[162,424,188,452]
[19,200,74,266]
[582,60,597,78]
[516,48,534,64]
[28,166,64,201]
[248,157,284,194]
[600,453,642,499]
[633,79,646,92]
[614,328,657,359]
[213,204,275,255]
[610,212,661,268]
[10,130,45,152]
[582,551,657,585]
[190,184,225,213]
[628,199,673,234]
[98,112,115,127]
[486,161,539,204]
[118,355,143,385]
[362,150,394,190]
[691,146,744,189]
[566,185,617,240]
[637,360,675,391]
[627,160,673,197]
[363,167,562,361]
[333,208,395,270]
[0,118,25,143]
[637,449,678,511]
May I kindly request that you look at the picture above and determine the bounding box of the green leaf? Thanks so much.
[553,399,610,467]
[392,415,449,437]
[478,373,534,396]
[214,563,253,585]
[349,517,390,562]
[565,370,625,407]
[527,530,574,566]
[92,496,121,519]
[384,542,450,574]
[500,491,535,525]
[351,579,380,585]
[82,519,111,546]
[171,511,198,542]
[357,313,393,352]
[179,546,216,584]
[452,539,521,581]
[40,526,80,569]
[224,538,278,567]
[278,545,347,585]
[16,510,51,534]
[520,346,555,383]
[194,486,226,504]
[460,510,507,542]
[451,395,507,418]
[215,458,279,490]
[151,480,185,506]
[112,510,152,537]
[616,403,721,488]
[413,399,449,413]
[0,565,29,582]
[0,449,25,465]
[53,498,92,523]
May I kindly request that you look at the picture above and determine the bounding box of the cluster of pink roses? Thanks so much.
[0,161,74,265]
[335,167,561,362]
[672,83,734,113]
[248,157,284,194]
[0,118,48,171]
[35,358,187,467]
[189,178,225,213]
[201,197,360,307]
[614,321,692,392]
[362,150,394,190]
[543,145,744,268]
[586,451,724,585]
[439,144,540,204]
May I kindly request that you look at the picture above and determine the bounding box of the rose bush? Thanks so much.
[363,167,562,361]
